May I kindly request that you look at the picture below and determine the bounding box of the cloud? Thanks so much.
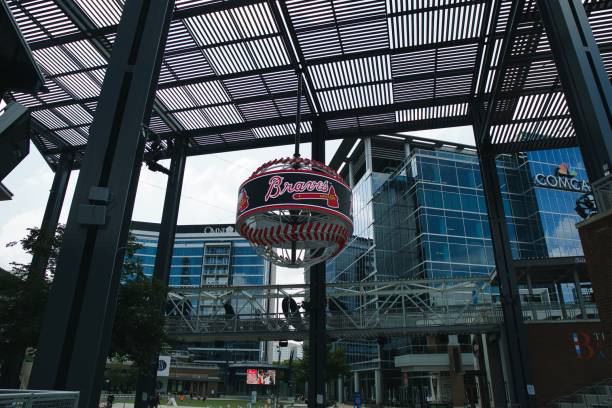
[0,207,43,269]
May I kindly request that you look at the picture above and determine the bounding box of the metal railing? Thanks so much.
[394,344,473,354]
[165,280,599,341]
[0,390,79,408]
[547,378,612,407]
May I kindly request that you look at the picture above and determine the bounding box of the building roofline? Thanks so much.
[330,133,478,176]
[131,221,236,234]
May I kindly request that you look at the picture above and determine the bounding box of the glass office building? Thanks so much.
[130,222,275,394]
[327,136,592,403]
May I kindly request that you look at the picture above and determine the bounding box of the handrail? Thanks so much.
[546,378,612,407]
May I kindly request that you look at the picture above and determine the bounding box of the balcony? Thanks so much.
[394,345,476,373]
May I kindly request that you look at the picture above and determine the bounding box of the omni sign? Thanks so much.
[533,163,590,193]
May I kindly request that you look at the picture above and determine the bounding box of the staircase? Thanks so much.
[550,379,612,407]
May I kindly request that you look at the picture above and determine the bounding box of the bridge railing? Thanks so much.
[0,390,79,408]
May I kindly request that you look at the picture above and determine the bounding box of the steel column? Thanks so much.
[153,139,187,285]
[573,269,587,318]
[526,271,536,320]
[537,0,612,207]
[472,107,536,407]
[0,152,74,388]
[29,151,74,280]
[556,282,568,320]
[135,138,187,408]
[308,121,327,408]
[29,2,174,408]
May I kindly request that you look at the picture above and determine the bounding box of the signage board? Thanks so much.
[246,369,276,385]
[533,163,590,193]
[237,170,352,227]
[354,392,362,407]
[157,356,170,377]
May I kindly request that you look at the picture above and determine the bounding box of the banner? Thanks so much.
[157,356,171,377]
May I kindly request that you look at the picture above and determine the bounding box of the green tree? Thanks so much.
[292,343,351,390]
[104,360,139,393]
[0,226,167,386]
[0,225,63,387]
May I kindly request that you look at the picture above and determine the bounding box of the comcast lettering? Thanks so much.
[533,163,590,193]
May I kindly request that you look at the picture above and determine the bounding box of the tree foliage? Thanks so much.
[292,343,351,386]
[1,226,167,375]
[0,225,64,354]
[104,361,139,393]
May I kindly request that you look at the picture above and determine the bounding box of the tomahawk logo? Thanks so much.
[238,188,249,212]
[293,185,339,208]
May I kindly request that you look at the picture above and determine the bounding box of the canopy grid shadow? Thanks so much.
[6,0,611,171]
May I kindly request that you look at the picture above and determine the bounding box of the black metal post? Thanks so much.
[472,107,536,407]
[135,138,187,408]
[29,2,174,408]
[29,151,74,280]
[0,152,73,389]
[536,0,612,204]
[308,121,326,408]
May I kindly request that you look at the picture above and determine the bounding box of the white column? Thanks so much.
[526,271,537,320]
[364,137,373,173]
[375,369,383,406]
[499,330,515,404]
[348,161,355,188]
[337,377,343,404]
[354,371,360,394]
[480,333,496,408]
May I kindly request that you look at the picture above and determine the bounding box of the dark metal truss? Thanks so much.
[6,0,612,170]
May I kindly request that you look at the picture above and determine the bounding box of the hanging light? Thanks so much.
[235,76,353,268]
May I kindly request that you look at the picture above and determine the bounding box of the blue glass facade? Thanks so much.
[327,138,589,379]
[521,149,587,258]
[131,224,269,289]
[130,222,274,364]
[329,145,587,284]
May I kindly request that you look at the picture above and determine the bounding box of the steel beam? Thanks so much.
[472,107,536,407]
[29,151,74,280]
[135,138,187,408]
[308,120,327,408]
[29,2,175,408]
[0,148,70,389]
[536,0,612,208]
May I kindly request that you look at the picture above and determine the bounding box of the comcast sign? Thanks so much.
[533,163,590,193]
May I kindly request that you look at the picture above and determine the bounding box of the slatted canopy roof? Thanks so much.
[5,0,612,170]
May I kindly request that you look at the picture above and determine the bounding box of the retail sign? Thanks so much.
[571,331,606,360]
[533,163,590,193]
[202,225,235,234]
[157,355,171,377]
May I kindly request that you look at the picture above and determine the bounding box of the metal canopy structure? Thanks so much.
[6,0,612,170]
[4,1,612,408]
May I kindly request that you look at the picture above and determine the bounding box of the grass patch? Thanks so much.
[107,399,275,408]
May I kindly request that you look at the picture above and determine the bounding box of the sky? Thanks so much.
[0,125,475,284]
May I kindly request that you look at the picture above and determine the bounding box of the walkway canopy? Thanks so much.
[6,0,611,170]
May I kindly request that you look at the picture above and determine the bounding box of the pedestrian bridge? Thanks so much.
[165,277,504,341]
[165,276,599,341]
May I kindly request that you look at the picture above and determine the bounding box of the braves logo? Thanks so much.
[571,331,606,360]
[264,175,339,208]
[238,188,249,212]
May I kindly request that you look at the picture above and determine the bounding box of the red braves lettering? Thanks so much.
[265,175,329,202]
